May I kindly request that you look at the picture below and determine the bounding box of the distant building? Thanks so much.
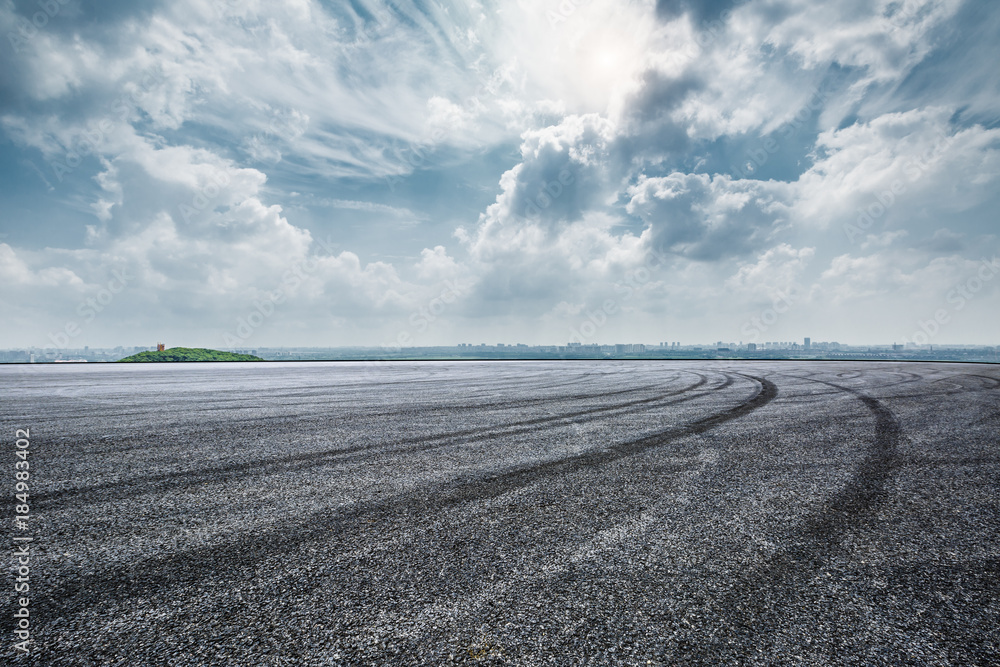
[157,342,166,351]
[804,337,811,349]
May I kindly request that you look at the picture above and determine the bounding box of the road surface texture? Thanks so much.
[3,360,998,665]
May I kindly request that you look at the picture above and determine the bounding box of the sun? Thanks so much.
[502,2,653,114]
[594,48,622,73]
[573,28,645,106]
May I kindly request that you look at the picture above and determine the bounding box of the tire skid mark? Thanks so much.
[899,455,997,468]
[400,387,753,642]
[197,370,610,405]
[37,374,777,619]
[42,368,602,409]
[970,409,1000,428]
[882,388,972,400]
[673,373,902,652]
[876,370,998,398]
[399,510,669,644]
[43,379,677,457]
[36,374,712,508]
[181,378,671,422]
[955,373,1000,390]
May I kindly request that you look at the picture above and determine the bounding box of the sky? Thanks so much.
[1,0,998,349]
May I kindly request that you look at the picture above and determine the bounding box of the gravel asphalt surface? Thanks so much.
[3,360,998,665]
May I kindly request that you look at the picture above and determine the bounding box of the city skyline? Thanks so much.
[4,336,997,366]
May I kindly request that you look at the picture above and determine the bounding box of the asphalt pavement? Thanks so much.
[3,360,998,665]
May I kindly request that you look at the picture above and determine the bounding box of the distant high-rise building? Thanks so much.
[804,337,811,349]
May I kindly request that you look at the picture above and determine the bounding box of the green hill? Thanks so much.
[117,347,264,363]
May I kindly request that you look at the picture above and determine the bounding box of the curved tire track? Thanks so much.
[672,375,903,657]
[37,374,777,621]
[35,374,727,509]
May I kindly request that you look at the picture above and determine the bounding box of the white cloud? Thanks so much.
[819,250,999,311]
[726,244,815,297]
[0,244,83,288]
[794,107,1000,233]
[861,230,910,250]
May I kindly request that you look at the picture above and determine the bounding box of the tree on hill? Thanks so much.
[117,347,264,362]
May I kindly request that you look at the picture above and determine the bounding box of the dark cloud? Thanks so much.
[890,0,1000,127]
[629,70,702,124]
[612,71,701,166]
[500,116,617,225]
[1,0,168,116]
[628,174,785,261]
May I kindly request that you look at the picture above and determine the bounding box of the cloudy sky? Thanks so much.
[1,0,998,349]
